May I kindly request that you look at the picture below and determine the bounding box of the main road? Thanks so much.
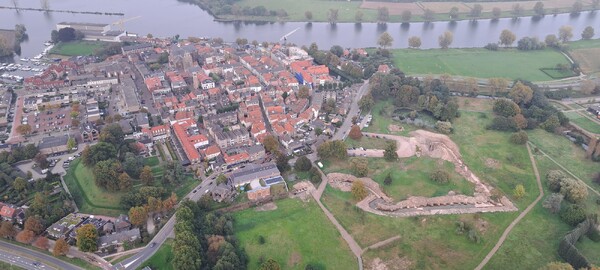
[113,173,216,270]
[0,240,83,270]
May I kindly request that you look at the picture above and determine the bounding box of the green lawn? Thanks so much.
[233,198,357,270]
[0,261,24,270]
[144,156,160,167]
[567,39,600,50]
[363,100,418,136]
[345,136,393,150]
[63,159,126,216]
[564,111,600,134]
[374,157,474,201]
[138,239,174,270]
[391,48,571,81]
[49,40,108,56]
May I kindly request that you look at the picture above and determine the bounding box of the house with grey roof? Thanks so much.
[99,228,141,249]
[229,162,280,187]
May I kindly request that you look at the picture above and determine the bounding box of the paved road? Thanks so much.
[114,174,216,270]
[474,144,544,270]
[0,240,83,270]
[332,80,370,141]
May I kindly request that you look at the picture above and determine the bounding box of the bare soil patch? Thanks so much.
[254,202,278,212]
[571,48,600,74]
[387,124,404,133]
[368,257,412,270]
[485,158,501,169]
[288,251,302,267]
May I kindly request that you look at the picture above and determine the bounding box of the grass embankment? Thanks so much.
[64,156,196,216]
[322,107,538,269]
[391,48,571,81]
[49,40,108,56]
[138,239,174,270]
[233,198,357,270]
[0,261,24,270]
[564,111,600,134]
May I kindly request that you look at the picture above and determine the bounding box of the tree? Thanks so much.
[355,10,364,22]
[499,30,516,47]
[358,94,374,111]
[539,262,574,270]
[123,152,144,179]
[53,238,69,256]
[50,30,59,43]
[12,177,27,193]
[488,78,509,97]
[560,178,588,204]
[298,86,310,99]
[435,121,453,134]
[57,27,75,42]
[533,1,545,16]
[493,98,521,117]
[294,156,312,172]
[377,7,389,23]
[348,125,362,140]
[513,184,526,199]
[76,224,98,252]
[542,193,564,214]
[408,36,422,49]
[16,124,31,136]
[129,206,147,227]
[545,34,560,47]
[560,204,586,226]
[512,3,524,16]
[470,4,483,18]
[82,142,117,167]
[492,7,502,19]
[423,9,435,21]
[263,135,279,154]
[0,221,16,239]
[559,25,574,43]
[66,138,76,150]
[330,45,344,57]
[33,236,49,250]
[582,26,595,40]
[276,152,290,172]
[571,1,583,14]
[93,159,121,191]
[259,258,281,270]
[377,32,393,49]
[509,82,533,105]
[449,7,459,20]
[383,141,398,161]
[304,11,313,21]
[16,230,35,243]
[431,170,450,184]
[118,172,132,191]
[513,114,528,130]
[140,166,154,186]
[351,180,368,200]
[216,174,228,185]
[24,216,45,235]
[438,31,453,49]
[510,130,529,145]
[401,10,412,23]
[328,9,338,24]
[317,140,347,160]
[350,158,369,177]
[99,124,124,146]
[540,115,560,132]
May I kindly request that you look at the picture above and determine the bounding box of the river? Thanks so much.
[2,0,600,60]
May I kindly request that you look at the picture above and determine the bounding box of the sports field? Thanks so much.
[49,41,108,56]
[392,48,571,81]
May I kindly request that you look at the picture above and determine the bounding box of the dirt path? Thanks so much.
[362,235,400,254]
[475,144,544,270]
[528,142,600,197]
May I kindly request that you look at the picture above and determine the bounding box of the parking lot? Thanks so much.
[20,106,77,135]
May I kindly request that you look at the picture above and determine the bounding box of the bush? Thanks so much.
[484,43,499,51]
[487,116,518,131]
[258,235,265,245]
[430,170,450,184]
[351,181,368,201]
[560,204,587,226]
[435,121,452,134]
[560,178,589,204]
[510,130,528,145]
[546,170,567,192]
[383,173,392,186]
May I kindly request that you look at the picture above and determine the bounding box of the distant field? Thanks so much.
[233,198,357,270]
[568,39,600,75]
[49,40,107,56]
[231,0,378,22]
[564,111,600,134]
[391,48,571,81]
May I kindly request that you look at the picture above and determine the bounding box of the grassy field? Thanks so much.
[233,198,357,270]
[564,111,600,134]
[49,40,108,56]
[363,100,418,136]
[138,239,174,270]
[391,48,571,81]
[568,39,600,75]
[63,159,126,216]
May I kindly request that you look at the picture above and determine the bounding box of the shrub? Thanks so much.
[560,178,588,204]
[351,181,368,201]
[258,235,266,245]
[510,131,528,145]
[484,43,499,51]
[435,121,452,134]
[430,170,450,184]
[560,204,587,226]
[546,170,567,192]
[542,193,564,214]
[383,173,392,186]
[487,116,518,131]
[513,184,526,199]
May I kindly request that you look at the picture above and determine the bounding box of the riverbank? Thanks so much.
[0,6,124,16]
[184,0,599,23]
